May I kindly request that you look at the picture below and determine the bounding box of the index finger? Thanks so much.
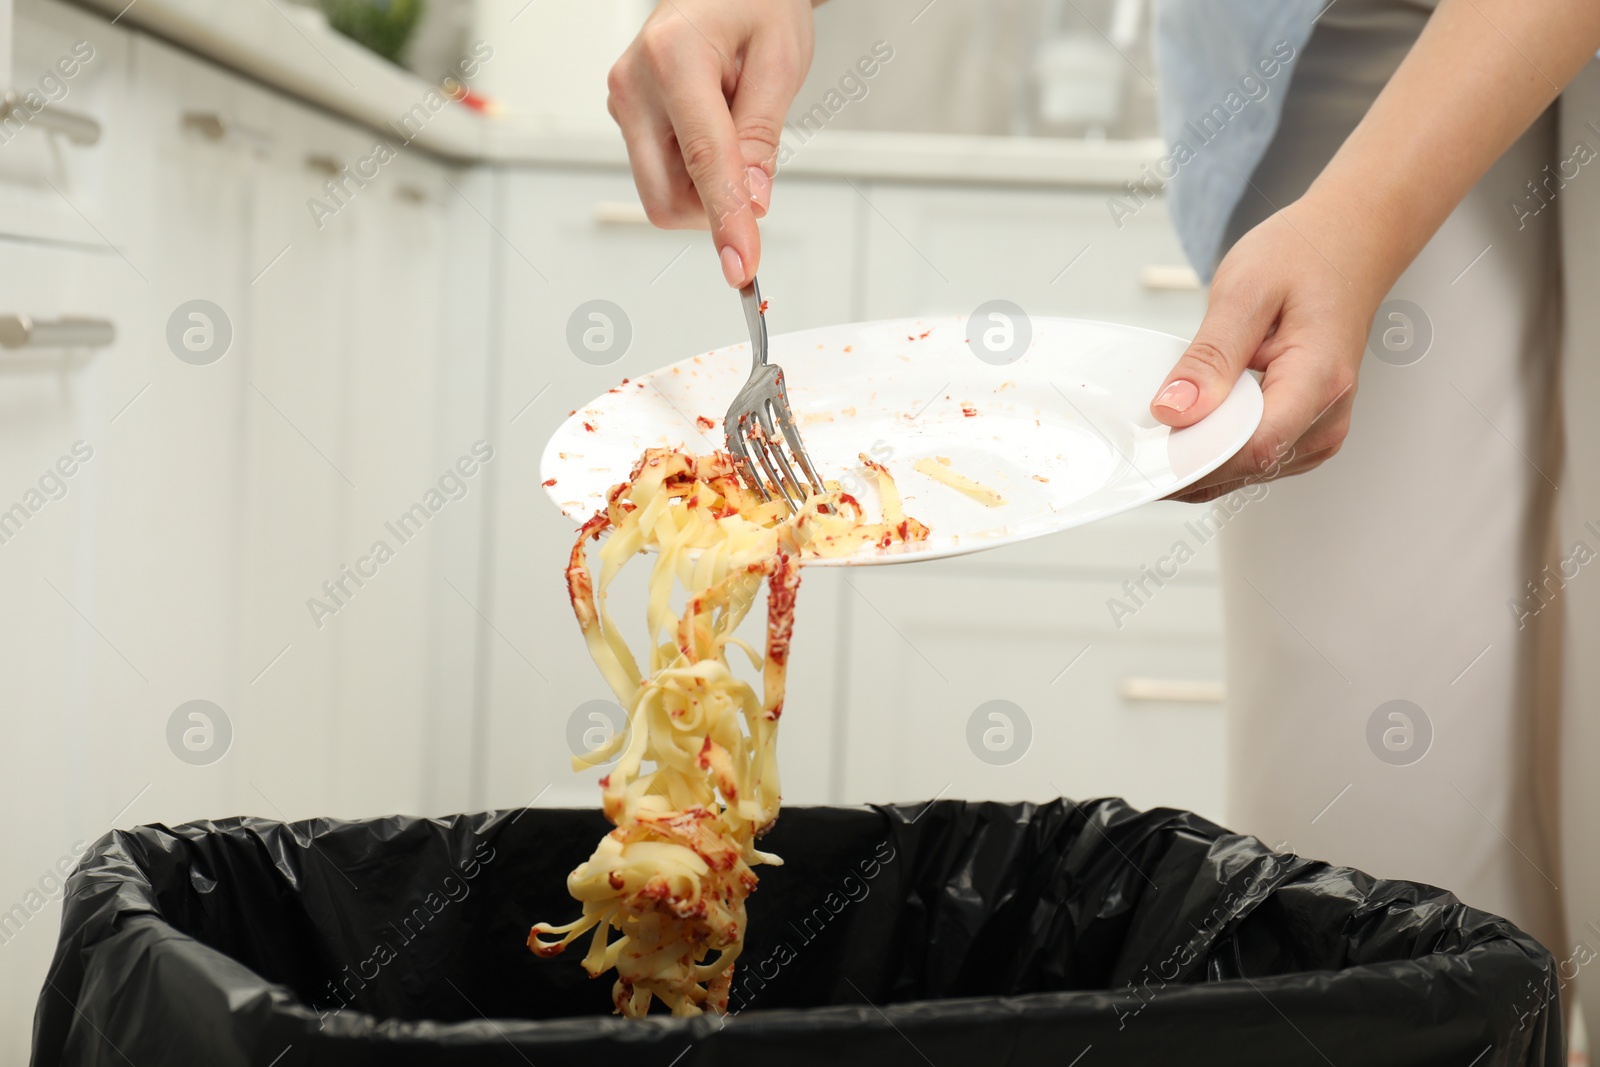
[655,41,762,286]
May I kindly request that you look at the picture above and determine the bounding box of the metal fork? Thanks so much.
[724,277,825,510]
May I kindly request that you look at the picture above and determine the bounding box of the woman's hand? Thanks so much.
[607,0,817,288]
[1148,0,1600,503]
[1148,195,1386,503]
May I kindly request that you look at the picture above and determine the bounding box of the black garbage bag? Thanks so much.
[32,798,1561,1067]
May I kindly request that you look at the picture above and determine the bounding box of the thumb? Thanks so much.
[729,37,799,220]
[1150,280,1275,428]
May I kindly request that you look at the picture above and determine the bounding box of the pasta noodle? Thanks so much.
[529,447,928,1017]
[912,456,1007,507]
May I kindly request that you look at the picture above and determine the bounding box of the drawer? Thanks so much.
[0,235,131,406]
[0,0,131,245]
[836,568,1226,821]
[857,181,1205,339]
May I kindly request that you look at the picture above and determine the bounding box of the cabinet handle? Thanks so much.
[182,110,228,140]
[304,153,343,177]
[181,111,271,149]
[1140,265,1201,291]
[1118,677,1224,704]
[0,91,101,145]
[593,200,651,226]
[0,315,116,350]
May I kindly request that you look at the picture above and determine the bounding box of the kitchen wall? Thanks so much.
[468,0,649,131]
[471,0,1159,140]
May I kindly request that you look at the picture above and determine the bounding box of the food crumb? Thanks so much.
[542,478,557,487]
[843,345,853,353]
[695,415,715,431]
[1033,475,1050,483]
[961,403,978,418]
[583,422,596,433]
[759,300,769,313]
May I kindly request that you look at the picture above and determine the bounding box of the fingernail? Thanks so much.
[746,166,771,215]
[1154,379,1199,414]
[720,245,744,287]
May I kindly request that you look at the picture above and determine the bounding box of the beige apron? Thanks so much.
[1216,0,1600,1026]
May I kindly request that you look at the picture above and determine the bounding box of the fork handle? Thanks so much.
[740,279,769,371]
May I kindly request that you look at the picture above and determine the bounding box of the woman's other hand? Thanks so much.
[1149,194,1386,503]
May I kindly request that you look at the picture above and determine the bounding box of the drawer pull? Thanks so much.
[304,153,343,177]
[0,315,115,350]
[1118,677,1223,704]
[182,111,271,150]
[182,111,228,140]
[0,91,101,145]
[1139,265,1201,291]
[593,200,651,226]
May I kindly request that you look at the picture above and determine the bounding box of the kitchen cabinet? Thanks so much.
[234,85,487,822]
[0,10,494,1058]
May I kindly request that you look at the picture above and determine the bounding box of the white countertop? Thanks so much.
[72,0,1164,186]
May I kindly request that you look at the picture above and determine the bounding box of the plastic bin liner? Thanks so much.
[32,798,1561,1066]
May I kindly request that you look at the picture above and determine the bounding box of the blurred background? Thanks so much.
[0,0,1223,1059]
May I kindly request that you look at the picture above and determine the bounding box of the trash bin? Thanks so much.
[32,798,1562,1066]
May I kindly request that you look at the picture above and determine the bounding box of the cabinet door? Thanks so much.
[480,168,860,811]
[101,33,283,830]
[317,140,474,820]
[0,0,131,244]
[857,182,1205,339]
[0,238,144,1058]
[836,555,1227,823]
[227,93,371,825]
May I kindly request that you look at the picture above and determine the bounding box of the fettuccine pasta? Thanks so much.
[528,447,927,1017]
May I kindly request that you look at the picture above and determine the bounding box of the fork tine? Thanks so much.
[746,422,800,511]
[756,404,811,506]
[724,413,771,502]
[765,381,825,495]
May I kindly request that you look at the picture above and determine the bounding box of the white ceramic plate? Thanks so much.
[540,316,1263,566]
